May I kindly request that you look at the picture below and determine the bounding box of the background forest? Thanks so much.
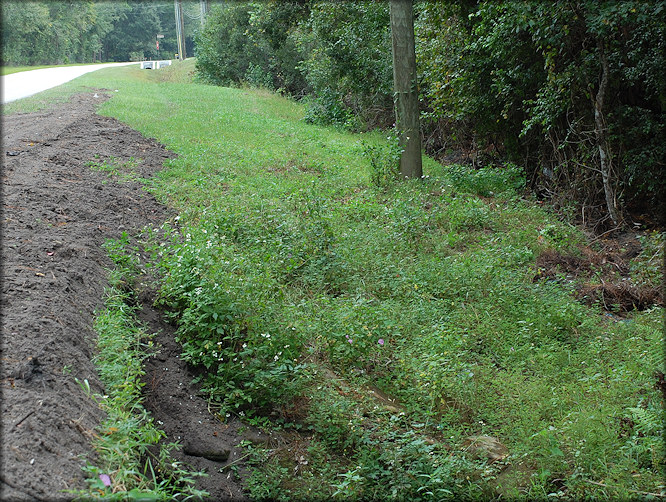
[1,1,201,64]
[195,0,665,230]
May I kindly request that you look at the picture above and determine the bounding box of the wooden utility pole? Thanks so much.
[199,0,210,26]
[389,0,422,179]
[174,0,186,60]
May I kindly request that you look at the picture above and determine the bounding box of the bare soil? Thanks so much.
[534,236,663,314]
[1,92,249,501]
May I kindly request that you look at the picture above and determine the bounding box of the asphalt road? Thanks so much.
[1,62,136,104]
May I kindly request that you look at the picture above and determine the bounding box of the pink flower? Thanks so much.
[345,335,353,344]
[378,339,385,346]
[99,474,111,487]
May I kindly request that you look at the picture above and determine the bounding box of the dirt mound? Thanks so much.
[1,93,245,500]
[535,241,662,313]
[577,281,661,312]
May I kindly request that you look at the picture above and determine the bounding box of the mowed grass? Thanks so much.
[0,61,116,75]
[17,61,664,500]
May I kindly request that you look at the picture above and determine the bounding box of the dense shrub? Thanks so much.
[195,1,308,94]
[294,2,394,130]
[415,1,666,224]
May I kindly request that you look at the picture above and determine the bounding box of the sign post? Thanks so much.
[156,34,164,60]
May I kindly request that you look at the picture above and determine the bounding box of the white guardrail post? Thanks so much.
[139,60,172,70]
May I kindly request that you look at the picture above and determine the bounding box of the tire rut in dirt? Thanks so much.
[138,300,248,500]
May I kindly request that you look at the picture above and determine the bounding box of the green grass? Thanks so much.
[1,62,114,75]
[2,59,194,115]
[13,61,663,500]
[75,280,204,499]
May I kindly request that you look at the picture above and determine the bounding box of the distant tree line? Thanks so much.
[1,1,200,65]
[195,1,665,228]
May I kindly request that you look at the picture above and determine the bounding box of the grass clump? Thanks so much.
[49,64,665,500]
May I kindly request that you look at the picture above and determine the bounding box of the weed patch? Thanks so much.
[86,155,141,183]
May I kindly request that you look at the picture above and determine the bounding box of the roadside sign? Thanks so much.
[157,34,165,38]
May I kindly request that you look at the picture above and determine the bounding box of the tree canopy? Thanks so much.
[1,1,202,64]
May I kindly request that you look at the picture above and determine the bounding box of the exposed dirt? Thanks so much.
[1,92,248,500]
[534,235,663,314]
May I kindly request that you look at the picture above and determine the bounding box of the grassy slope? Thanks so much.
[15,61,663,500]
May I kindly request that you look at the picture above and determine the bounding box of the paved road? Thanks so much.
[1,62,136,104]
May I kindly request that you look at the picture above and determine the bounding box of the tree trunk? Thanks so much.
[593,43,621,226]
[389,0,422,179]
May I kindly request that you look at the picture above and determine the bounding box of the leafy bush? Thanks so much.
[444,163,525,198]
[360,130,403,189]
[295,2,394,130]
[194,3,261,87]
[302,89,356,129]
[152,221,306,416]
[415,1,666,222]
[195,2,308,94]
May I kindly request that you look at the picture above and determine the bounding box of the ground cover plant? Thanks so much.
[59,62,665,500]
